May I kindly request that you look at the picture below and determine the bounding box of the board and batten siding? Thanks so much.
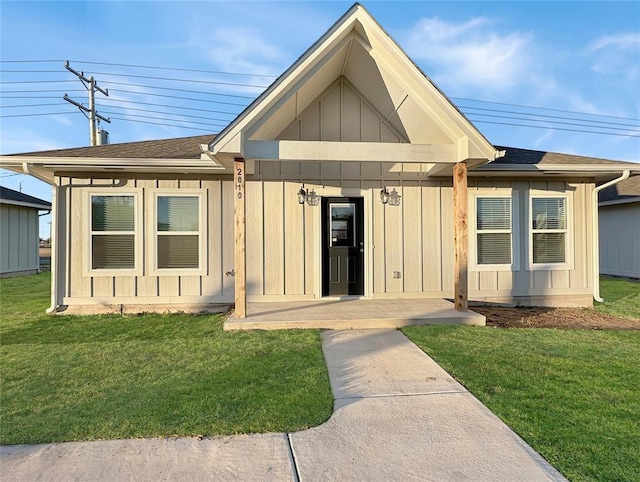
[55,170,595,307]
[249,163,595,305]
[0,204,40,276]
[599,203,640,278]
[57,176,235,307]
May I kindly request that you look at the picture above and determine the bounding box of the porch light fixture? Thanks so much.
[297,185,319,206]
[298,186,308,204]
[380,186,390,204]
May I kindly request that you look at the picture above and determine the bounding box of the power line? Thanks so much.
[101,97,239,116]
[101,80,256,99]
[452,97,640,123]
[469,118,640,138]
[106,116,217,132]
[1,59,279,78]
[89,71,269,89]
[0,80,77,84]
[1,103,65,109]
[108,88,248,107]
[459,105,640,129]
[102,110,227,127]
[1,89,86,93]
[69,60,279,78]
[468,112,639,134]
[100,107,232,124]
[0,111,76,118]
[0,172,23,178]
[0,60,64,63]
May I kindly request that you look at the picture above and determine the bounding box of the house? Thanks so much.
[598,176,640,279]
[0,186,51,277]
[0,4,638,321]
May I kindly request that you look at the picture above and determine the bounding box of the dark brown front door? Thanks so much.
[322,197,364,296]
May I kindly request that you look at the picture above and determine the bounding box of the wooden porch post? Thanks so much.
[234,157,247,318]
[453,161,468,311]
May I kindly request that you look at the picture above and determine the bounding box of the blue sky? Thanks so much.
[1,1,639,237]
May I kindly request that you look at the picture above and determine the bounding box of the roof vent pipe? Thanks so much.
[592,170,630,303]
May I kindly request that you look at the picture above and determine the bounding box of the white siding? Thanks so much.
[59,177,235,306]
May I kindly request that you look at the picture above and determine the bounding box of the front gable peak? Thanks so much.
[210,3,498,167]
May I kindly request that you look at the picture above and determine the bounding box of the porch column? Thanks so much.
[234,157,247,318]
[453,161,468,311]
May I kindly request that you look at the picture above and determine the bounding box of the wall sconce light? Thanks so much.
[380,186,390,204]
[298,185,319,206]
[298,186,308,205]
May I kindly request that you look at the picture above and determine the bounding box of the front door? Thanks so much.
[322,197,364,296]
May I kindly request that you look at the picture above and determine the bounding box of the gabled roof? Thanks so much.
[599,175,640,205]
[473,146,640,181]
[10,134,215,160]
[0,134,222,183]
[210,3,498,166]
[0,186,51,210]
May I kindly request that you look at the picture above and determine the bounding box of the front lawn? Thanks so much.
[596,276,640,319]
[402,326,640,482]
[0,273,333,445]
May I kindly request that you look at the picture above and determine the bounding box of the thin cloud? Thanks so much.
[402,16,533,92]
[588,33,640,80]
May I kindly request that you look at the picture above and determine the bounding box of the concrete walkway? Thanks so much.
[1,329,566,481]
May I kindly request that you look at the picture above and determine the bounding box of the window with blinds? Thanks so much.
[531,197,567,264]
[90,195,135,270]
[156,196,200,269]
[476,197,512,265]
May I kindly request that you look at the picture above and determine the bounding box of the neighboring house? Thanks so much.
[0,4,638,315]
[598,176,640,279]
[0,186,51,277]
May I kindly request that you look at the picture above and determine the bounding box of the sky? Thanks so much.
[1,0,639,238]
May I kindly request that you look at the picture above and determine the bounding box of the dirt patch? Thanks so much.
[473,306,640,330]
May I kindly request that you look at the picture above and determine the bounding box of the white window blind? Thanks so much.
[157,196,199,269]
[532,197,567,264]
[476,197,512,265]
[90,195,135,270]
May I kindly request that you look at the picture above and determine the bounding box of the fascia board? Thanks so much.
[599,197,640,206]
[0,199,51,210]
[475,164,640,173]
[0,156,223,169]
[357,12,498,162]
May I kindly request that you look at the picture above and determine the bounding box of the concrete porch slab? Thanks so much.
[224,298,485,331]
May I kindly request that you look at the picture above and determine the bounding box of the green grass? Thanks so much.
[596,276,640,319]
[0,273,333,445]
[402,326,640,482]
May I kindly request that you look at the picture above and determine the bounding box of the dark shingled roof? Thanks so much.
[0,186,51,209]
[10,134,216,159]
[599,175,640,204]
[494,146,639,167]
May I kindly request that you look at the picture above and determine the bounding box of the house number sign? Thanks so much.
[236,167,243,199]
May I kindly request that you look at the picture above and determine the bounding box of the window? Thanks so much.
[470,192,518,271]
[154,194,204,271]
[90,195,136,270]
[531,197,567,264]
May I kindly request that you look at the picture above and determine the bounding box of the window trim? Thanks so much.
[469,190,520,272]
[527,190,574,271]
[84,188,143,277]
[148,189,207,276]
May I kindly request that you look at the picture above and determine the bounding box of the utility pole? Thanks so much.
[63,61,111,146]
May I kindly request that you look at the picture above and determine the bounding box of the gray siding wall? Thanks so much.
[599,203,640,278]
[0,204,40,276]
